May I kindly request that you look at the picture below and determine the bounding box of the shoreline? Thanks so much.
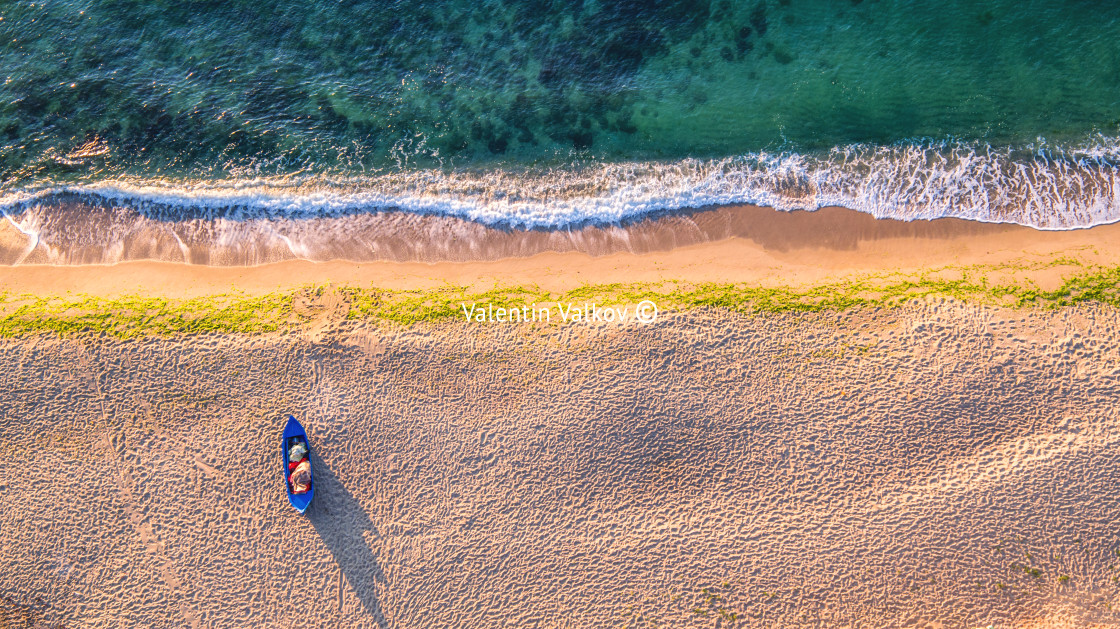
[0,200,1110,266]
[2,202,1120,337]
[2,204,1120,299]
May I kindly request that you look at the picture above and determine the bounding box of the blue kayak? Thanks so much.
[282,415,314,513]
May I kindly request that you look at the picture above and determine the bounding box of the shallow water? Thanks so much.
[3,1,1120,256]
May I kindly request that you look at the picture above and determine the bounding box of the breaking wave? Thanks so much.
[2,137,1119,264]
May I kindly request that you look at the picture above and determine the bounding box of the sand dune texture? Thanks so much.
[3,302,1119,628]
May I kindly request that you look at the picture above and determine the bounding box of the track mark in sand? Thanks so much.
[338,567,345,615]
[193,452,222,479]
[297,287,349,343]
[81,349,200,629]
[97,429,199,629]
[311,355,325,387]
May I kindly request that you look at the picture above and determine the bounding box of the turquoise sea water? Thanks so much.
[3,0,1120,248]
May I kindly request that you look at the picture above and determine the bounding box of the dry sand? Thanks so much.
[3,206,1120,628]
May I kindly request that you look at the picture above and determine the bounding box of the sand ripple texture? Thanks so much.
[2,302,1119,628]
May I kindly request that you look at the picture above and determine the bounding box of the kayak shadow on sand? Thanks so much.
[307,453,388,627]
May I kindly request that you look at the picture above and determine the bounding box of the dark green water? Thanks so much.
[3,0,1120,232]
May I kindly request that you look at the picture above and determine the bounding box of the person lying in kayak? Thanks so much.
[288,439,312,494]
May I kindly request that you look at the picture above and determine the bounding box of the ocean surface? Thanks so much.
[3,1,1120,262]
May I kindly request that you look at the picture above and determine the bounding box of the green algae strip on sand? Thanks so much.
[2,263,1119,338]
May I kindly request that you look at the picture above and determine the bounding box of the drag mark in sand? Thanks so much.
[81,349,200,629]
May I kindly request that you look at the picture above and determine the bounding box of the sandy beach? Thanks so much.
[3,206,1120,628]
[9,1,1120,626]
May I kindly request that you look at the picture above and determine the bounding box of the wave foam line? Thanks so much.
[3,137,1120,231]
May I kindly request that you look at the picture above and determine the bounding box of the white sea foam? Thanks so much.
[4,137,1120,229]
[2,137,1119,263]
